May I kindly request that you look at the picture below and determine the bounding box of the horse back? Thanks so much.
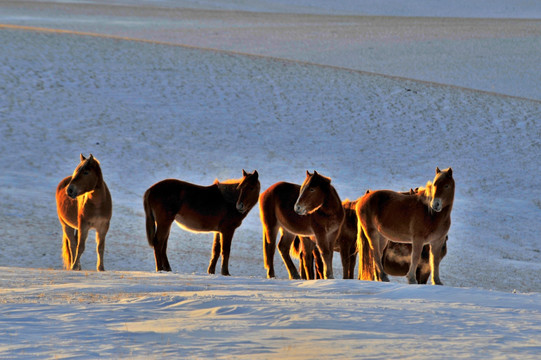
[147,179,234,231]
[359,190,442,241]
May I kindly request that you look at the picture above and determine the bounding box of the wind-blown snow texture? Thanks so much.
[1,1,540,359]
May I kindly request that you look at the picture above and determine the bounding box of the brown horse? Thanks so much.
[356,167,454,284]
[143,170,260,274]
[260,171,344,279]
[56,154,112,271]
[292,198,447,283]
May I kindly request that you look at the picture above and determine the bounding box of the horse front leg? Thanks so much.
[314,230,336,280]
[406,240,424,284]
[429,237,445,285]
[207,232,221,275]
[72,223,89,270]
[219,229,235,276]
[95,221,109,272]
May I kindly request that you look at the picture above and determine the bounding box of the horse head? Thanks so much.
[66,154,102,199]
[235,170,260,214]
[294,170,331,215]
[427,167,455,212]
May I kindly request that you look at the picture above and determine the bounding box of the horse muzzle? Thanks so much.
[66,184,79,199]
[236,202,246,214]
[431,198,443,212]
[294,204,307,216]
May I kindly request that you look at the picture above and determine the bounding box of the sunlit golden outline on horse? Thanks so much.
[55,154,112,271]
[143,170,260,275]
[259,171,344,279]
[356,167,454,284]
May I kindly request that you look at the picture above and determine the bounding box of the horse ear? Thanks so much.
[252,170,259,179]
[80,153,86,161]
[306,170,311,176]
[436,167,441,174]
[242,169,248,177]
[447,167,453,177]
[89,154,94,161]
[314,170,319,176]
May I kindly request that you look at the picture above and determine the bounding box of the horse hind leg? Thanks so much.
[363,227,389,282]
[429,238,445,285]
[154,221,173,272]
[277,231,300,279]
[262,224,278,278]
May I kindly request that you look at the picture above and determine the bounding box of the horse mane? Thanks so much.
[214,178,241,204]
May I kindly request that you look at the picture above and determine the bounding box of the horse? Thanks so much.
[356,167,454,284]
[259,171,345,279]
[143,170,260,274]
[55,154,112,271]
[292,197,447,283]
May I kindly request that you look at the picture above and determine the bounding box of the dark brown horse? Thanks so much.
[56,154,112,271]
[356,167,454,284]
[260,171,344,279]
[143,170,260,274]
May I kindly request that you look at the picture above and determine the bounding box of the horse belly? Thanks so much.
[174,213,217,233]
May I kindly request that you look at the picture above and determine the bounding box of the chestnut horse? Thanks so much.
[356,167,454,284]
[292,198,447,283]
[55,154,112,271]
[143,170,260,274]
[260,171,344,279]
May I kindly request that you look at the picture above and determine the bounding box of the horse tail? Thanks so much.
[290,236,302,259]
[143,189,157,248]
[357,225,377,281]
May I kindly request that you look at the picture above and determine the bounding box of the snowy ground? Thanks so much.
[1,0,541,358]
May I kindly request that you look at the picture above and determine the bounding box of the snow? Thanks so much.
[1,0,541,358]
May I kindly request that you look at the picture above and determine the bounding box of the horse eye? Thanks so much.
[444,184,450,189]
[83,170,89,175]
[309,188,315,192]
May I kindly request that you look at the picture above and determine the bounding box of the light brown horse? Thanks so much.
[356,167,454,284]
[56,154,112,271]
[260,171,344,279]
[292,197,447,283]
[143,170,260,274]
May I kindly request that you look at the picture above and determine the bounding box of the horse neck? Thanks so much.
[319,185,343,215]
[216,182,239,204]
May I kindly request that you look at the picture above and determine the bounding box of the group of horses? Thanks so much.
[56,154,454,285]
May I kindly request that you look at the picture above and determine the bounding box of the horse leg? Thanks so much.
[429,238,445,285]
[313,229,335,279]
[154,221,172,272]
[301,237,316,280]
[406,240,424,284]
[219,229,235,276]
[313,247,324,279]
[340,244,352,279]
[207,232,221,274]
[71,223,89,270]
[95,221,109,272]
[60,221,76,270]
[363,227,389,282]
[347,241,357,279]
[262,224,278,278]
[277,231,300,279]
